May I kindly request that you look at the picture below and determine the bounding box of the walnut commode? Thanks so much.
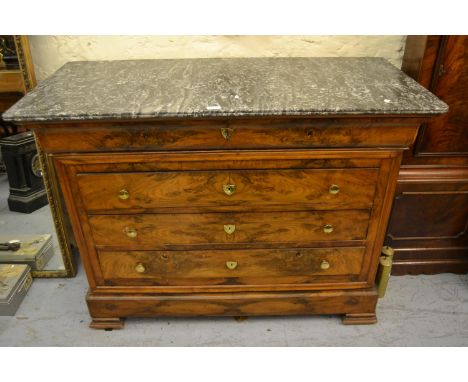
[3,58,447,329]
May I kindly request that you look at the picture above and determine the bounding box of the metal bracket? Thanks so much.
[376,246,394,298]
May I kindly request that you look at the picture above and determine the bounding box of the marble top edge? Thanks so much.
[5,108,448,124]
[3,57,448,122]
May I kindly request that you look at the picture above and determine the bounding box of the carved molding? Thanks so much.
[398,166,468,183]
[13,35,36,92]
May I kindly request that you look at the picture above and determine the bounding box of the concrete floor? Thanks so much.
[0,175,467,346]
[0,264,467,346]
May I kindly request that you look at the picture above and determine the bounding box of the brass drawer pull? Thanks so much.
[118,189,130,200]
[320,260,330,270]
[226,261,238,270]
[221,127,234,140]
[329,184,340,195]
[124,227,138,238]
[223,183,236,196]
[224,224,236,235]
[323,224,334,234]
[135,263,146,273]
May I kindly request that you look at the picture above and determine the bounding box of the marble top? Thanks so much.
[2,57,448,122]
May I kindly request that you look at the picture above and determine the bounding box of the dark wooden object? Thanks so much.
[386,36,468,275]
[0,131,48,212]
[15,114,433,329]
[0,93,22,137]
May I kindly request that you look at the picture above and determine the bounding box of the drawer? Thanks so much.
[98,247,366,286]
[36,119,420,153]
[89,210,370,248]
[78,168,378,212]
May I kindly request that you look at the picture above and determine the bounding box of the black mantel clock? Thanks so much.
[0,131,48,213]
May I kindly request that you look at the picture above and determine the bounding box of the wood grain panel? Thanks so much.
[86,288,379,319]
[0,70,24,93]
[98,247,365,286]
[386,166,468,275]
[77,168,378,212]
[415,36,468,155]
[34,118,420,153]
[387,193,468,239]
[89,210,370,249]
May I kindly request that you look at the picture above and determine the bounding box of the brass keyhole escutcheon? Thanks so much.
[224,224,236,235]
[320,260,330,270]
[329,184,340,195]
[124,227,138,238]
[226,261,238,270]
[221,127,234,141]
[323,224,334,234]
[118,189,130,200]
[223,183,236,196]
[135,263,146,273]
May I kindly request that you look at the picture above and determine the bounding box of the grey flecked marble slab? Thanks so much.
[3,57,448,122]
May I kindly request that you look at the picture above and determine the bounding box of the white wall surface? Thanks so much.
[28,35,407,82]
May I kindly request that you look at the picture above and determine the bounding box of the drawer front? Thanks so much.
[78,168,378,212]
[89,210,370,248]
[36,120,419,153]
[98,247,366,286]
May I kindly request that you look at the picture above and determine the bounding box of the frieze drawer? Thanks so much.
[34,120,421,153]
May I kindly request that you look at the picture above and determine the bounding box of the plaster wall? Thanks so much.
[28,35,407,81]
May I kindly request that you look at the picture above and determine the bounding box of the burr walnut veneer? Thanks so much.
[2,58,447,328]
